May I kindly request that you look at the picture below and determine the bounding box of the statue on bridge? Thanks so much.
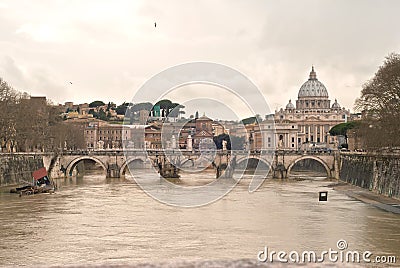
[154,154,180,179]
[222,140,227,151]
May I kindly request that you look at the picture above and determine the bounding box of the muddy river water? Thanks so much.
[0,170,399,266]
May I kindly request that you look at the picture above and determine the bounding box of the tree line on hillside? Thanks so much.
[84,99,185,123]
[125,99,185,123]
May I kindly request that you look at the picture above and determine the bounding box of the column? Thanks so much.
[286,134,289,149]
[321,125,324,143]
[314,125,317,142]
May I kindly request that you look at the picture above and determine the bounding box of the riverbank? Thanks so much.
[330,182,400,214]
[339,152,400,199]
[0,154,44,186]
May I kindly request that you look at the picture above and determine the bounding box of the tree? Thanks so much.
[355,53,400,148]
[131,102,152,112]
[14,96,63,152]
[89,100,105,108]
[125,102,153,123]
[329,121,360,146]
[230,135,246,150]
[241,116,257,125]
[98,108,108,121]
[154,99,174,116]
[88,109,97,116]
[0,78,18,152]
[0,76,86,152]
[213,133,231,150]
[116,102,129,115]
[168,104,185,118]
[329,122,359,136]
[50,121,85,151]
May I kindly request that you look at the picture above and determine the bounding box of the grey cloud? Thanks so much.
[0,0,399,114]
[0,56,69,101]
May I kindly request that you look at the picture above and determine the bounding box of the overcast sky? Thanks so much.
[1,0,399,119]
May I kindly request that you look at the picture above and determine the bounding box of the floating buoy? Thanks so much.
[319,191,328,201]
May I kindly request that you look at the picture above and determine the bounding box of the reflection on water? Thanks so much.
[0,169,399,266]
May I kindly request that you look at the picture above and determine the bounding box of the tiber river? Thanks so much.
[0,165,399,267]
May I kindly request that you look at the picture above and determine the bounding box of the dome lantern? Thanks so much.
[286,99,295,110]
[331,99,341,109]
[309,65,317,80]
[297,66,329,98]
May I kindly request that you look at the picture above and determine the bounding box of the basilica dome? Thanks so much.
[298,66,329,98]
[286,99,295,110]
[331,99,341,109]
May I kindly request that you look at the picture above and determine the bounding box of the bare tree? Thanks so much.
[0,76,86,152]
[52,122,86,151]
[355,53,400,148]
[0,78,18,152]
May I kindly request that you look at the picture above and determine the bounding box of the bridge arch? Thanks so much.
[235,156,272,171]
[286,155,331,177]
[120,157,147,176]
[66,156,107,176]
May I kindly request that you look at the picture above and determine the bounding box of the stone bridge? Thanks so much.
[232,150,339,178]
[42,149,339,179]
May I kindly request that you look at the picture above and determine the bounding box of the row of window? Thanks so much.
[266,134,332,145]
[98,136,122,141]
[301,100,329,108]
[85,130,128,135]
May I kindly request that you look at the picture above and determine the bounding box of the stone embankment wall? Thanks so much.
[340,153,400,199]
[0,154,44,186]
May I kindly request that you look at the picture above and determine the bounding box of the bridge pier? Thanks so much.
[273,166,287,179]
[151,154,180,179]
[212,153,235,179]
[273,151,287,179]
[107,164,120,178]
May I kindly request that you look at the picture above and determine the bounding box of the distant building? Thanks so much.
[81,67,350,152]
[64,101,74,109]
[212,123,226,136]
[144,124,162,149]
[347,128,365,151]
[139,110,149,125]
[192,114,214,149]
[258,67,351,150]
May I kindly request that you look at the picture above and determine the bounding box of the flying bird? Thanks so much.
[154,22,157,28]
[69,82,73,84]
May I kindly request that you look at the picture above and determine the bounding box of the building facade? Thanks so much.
[261,67,350,150]
[82,67,349,151]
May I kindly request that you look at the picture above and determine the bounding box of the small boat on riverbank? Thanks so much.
[10,167,56,196]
